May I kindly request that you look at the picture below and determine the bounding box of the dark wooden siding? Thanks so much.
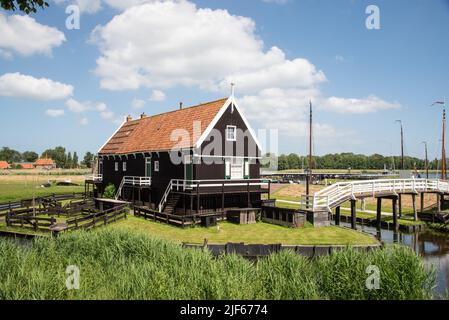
[195,103,261,180]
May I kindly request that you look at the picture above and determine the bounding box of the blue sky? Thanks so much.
[0,0,448,160]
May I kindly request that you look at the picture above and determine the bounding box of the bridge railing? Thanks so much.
[310,179,449,211]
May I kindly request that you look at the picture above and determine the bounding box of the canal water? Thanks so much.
[337,221,449,297]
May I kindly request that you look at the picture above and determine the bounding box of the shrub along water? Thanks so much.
[0,229,436,300]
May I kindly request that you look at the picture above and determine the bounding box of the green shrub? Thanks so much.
[103,183,116,199]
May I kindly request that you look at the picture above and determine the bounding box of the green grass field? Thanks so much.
[110,216,378,245]
[0,176,84,202]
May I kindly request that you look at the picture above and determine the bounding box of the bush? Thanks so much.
[103,183,116,199]
[0,230,436,300]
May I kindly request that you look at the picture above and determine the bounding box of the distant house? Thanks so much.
[34,158,56,170]
[18,163,35,169]
[0,161,10,169]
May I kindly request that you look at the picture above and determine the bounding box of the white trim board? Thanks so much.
[97,120,126,154]
[194,96,263,153]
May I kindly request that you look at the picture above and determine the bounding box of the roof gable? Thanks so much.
[99,98,227,155]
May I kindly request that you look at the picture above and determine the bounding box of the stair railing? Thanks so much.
[114,177,125,200]
[158,180,174,212]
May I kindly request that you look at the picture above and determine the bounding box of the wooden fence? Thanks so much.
[134,206,226,227]
[6,209,56,232]
[66,204,128,232]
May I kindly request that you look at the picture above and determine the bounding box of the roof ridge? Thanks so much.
[127,97,228,123]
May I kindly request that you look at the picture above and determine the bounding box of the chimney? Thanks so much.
[179,102,183,110]
[126,115,132,122]
[140,112,147,119]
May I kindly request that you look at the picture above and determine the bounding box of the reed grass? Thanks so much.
[0,229,436,300]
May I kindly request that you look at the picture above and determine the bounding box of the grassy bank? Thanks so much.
[0,229,435,300]
[111,216,378,245]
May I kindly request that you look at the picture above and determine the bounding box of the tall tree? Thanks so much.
[1,0,49,14]
[41,146,66,168]
[0,147,22,163]
[21,151,38,162]
[66,152,73,169]
[82,152,94,169]
[72,152,79,168]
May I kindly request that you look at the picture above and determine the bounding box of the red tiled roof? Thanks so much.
[35,158,55,165]
[19,163,34,169]
[0,161,10,169]
[99,98,227,155]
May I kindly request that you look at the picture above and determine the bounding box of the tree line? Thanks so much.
[0,147,95,169]
[263,153,441,171]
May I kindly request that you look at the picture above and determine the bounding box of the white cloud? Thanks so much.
[132,98,146,109]
[149,90,166,102]
[91,1,325,92]
[65,98,90,113]
[0,13,65,57]
[45,109,65,117]
[322,95,401,114]
[100,110,114,119]
[65,98,109,113]
[0,73,73,100]
[80,117,89,125]
[53,0,159,14]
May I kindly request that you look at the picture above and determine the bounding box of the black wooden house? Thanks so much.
[86,96,270,215]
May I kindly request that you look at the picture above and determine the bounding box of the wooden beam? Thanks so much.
[376,197,382,227]
[335,206,341,226]
[398,194,402,218]
[412,194,418,221]
[420,192,424,213]
[350,199,356,230]
[392,197,399,231]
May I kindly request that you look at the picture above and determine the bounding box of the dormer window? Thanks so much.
[226,125,237,141]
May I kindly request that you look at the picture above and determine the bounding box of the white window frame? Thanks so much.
[226,125,237,142]
[114,162,118,172]
[122,162,127,172]
[154,160,159,172]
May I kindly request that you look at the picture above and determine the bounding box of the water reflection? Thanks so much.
[336,221,449,297]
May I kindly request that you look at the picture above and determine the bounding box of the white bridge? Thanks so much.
[301,179,449,212]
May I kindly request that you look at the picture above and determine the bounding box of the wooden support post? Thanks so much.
[412,194,418,221]
[222,183,225,213]
[420,192,424,213]
[437,193,442,213]
[350,199,356,230]
[268,180,271,200]
[247,181,250,207]
[360,198,366,212]
[398,194,402,218]
[335,206,341,226]
[196,182,200,214]
[376,197,382,227]
[392,197,399,231]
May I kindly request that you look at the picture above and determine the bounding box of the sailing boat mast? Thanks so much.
[442,104,446,180]
[306,101,313,198]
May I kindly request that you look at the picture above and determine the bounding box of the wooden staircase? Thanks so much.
[162,193,182,214]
